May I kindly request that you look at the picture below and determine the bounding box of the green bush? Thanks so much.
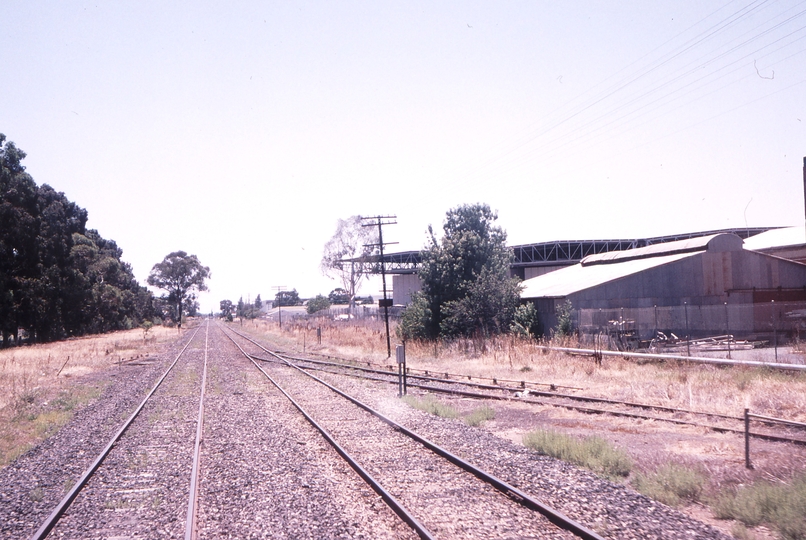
[306,294,331,314]
[632,463,706,506]
[396,292,432,341]
[523,429,632,479]
[554,299,574,337]
[511,302,540,338]
[715,475,806,539]
[401,394,458,419]
[465,405,495,427]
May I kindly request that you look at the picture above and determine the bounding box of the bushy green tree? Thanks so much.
[397,292,432,341]
[328,288,350,304]
[306,295,331,314]
[511,302,540,338]
[147,251,210,329]
[275,289,300,306]
[418,203,521,338]
[220,299,233,320]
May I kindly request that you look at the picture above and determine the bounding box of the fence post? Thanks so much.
[725,302,731,359]
[654,305,658,338]
[684,302,690,357]
[772,300,778,362]
[745,408,753,469]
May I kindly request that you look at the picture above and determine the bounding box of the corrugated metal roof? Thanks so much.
[743,225,806,251]
[521,252,695,298]
[581,234,722,266]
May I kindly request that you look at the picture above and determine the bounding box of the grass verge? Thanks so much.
[0,384,103,467]
[714,474,806,540]
[523,429,632,480]
[631,463,706,506]
[465,405,495,427]
[401,394,458,419]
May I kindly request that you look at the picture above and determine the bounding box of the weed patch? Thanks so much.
[715,474,806,539]
[465,405,495,427]
[523,429,632,479]
[401,395,458,419]
[631,463,706,506]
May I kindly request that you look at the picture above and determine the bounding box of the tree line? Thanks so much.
[0,134,205,345]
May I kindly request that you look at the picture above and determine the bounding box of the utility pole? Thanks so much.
[272,286,287,329]
[362,215,397,358]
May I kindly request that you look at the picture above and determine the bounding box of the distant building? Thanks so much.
[521,233,806,339]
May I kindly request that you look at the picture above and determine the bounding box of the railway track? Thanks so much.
[250,347,806,447]
[2,322,734,539]
[31,323,207,539]
[222,324,603,539]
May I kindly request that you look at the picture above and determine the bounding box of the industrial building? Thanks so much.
[381,227,774,305]
[357,158,806,341]
[519,233,806,340]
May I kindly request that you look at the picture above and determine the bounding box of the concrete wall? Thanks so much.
[392,274,422,305]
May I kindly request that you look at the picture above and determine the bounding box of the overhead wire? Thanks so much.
[508,24,806,171]
[453,0,774,181]
[452,0,806,184]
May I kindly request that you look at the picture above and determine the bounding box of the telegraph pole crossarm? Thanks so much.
[362,215,397,358]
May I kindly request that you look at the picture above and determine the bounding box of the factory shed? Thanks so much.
[743,224,806,264]
[521,233,806,339]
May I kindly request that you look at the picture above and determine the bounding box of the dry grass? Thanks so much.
[239,316,806,539]
[241,317,806,422]
[0,325,178,466]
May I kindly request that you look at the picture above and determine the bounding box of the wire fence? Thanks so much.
[574,301,806,345]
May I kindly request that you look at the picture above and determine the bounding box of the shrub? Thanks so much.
[465,405,495,427]
[511,302,540,338]
[632,463,706,506]
[554,300,574,337]
[715,475,806,539]
[306,295,331,315]
[397,292,432,341]
[523,429,632,479]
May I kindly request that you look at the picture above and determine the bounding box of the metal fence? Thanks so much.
[574,301,806,345]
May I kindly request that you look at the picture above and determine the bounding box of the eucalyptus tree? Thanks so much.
[147,251,210,329]
[320,216,379,312]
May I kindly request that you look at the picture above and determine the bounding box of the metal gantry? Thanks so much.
[342,227,779,275]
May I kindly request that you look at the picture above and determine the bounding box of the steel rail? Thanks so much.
[274,353,578,395]
[270,351,741,422]
[219,326,436,540]
[185,320,209,540]
[253,353,806,447]
[748,412,806,430]
[31,325,203,540]
[224,326,605,540]
[284,350,583,390]
[536,344,806,372]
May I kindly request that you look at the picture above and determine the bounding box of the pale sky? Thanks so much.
[3,1,805,313]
